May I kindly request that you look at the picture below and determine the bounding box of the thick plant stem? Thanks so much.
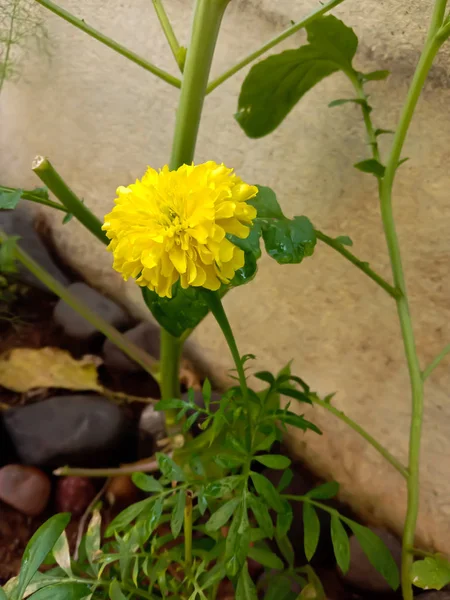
[34,0,181,88]
[206,0,346,94]
[0,229,158,379]
[32,156,108,245]
[201,290,252,451]
[310,394,407,478]
[378,18,446,600]
[184,491,193,569]
[159,0,230,411]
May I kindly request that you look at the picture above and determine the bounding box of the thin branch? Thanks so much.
[422,342,450,380]
[315,230,400,299]
[34,0,181,88]
[0,185,67,212]
[152,0,184,71]
[206,0,346,94]
[310,393,408,478]
[54,457,163,477]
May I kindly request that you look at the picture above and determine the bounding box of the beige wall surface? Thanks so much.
[1,0,450,552]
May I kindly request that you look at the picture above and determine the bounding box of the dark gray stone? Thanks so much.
[103,321,160,372]
[341,527,402,593]
[2,395,130,467]
[418,593,450,599]
[53,282,129,339]
[0,206,70,290]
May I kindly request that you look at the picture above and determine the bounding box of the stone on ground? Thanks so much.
[102,321,160,372]
[0,464,51,516]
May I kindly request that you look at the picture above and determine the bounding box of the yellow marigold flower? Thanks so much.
[102,161,258,298]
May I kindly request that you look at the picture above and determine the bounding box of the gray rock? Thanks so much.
[103,321,160,372]
[418,593,450,599]
[53,282,129,339]
[0,206,70,290]
[2,395,130,467]
[138,404,166,457]
[0,464,51,516]
[341,527,402,593]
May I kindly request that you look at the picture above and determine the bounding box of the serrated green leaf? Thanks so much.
[249,495,274,539]
[277,468,293,492]
[14,514,71,600]
[131,472,164,493]
[236,563,258,600]
[236,15,358,137]
[225,504,250,577]
[276,499,293,537]
[410,556,450,590]
[347,521,399,589]
[307,481,339,500]
[251,471,283,512]
[109,580,126,600]
[278,387,312,404]
[262,216,316,265]
[248,545,284,570]
[335,235,353,247]
[362,69,390,81]
[330,515,350,573]
[303,503,320,561]
[205,497,241,532]
[0,189,23,210]
[51,532,71,577]
[105,498,152,535]
[156,452,185,482]
[171,490,185,539]
[354,159,385,178]
[27,583,90,600]
[253,454,291,469]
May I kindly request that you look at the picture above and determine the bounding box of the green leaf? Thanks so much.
[156,452,185,482]
[335,235,353,247]
[85,510,101,574]
[171,490,185,539]
[52,532,71,577]
[410,556,450,590]
[236,15,358,137]
[347,522,399,589]
[272,409,322,435]
[330,515,350,574]
[328,98,368,108]
[236,563,257,600]
[204,476,242,497]
[142,284,211,338]
[307,481,339,500]
[249,495,274,539]
[362,69,390,81]
[0,236,20,274]
[254,371,275,385]
[303,503,320,561]
[225,504,250,577]
[145,497,164,535]
[354,159,385,178]
[277,468,293,492]
[248,545,284,570]
[154,399,186,411]
[278,387,312,404]
[374,128,395,136]
[202,379,212,410]
[253,454,291,469]
[275,534,295,568]
[262,216,316,265]
[14,514,70,600]
[250,185,283,219]
[276,499,293,537]
[251,472,283,512]
[105,498,152,535]
[131,472,164,493]
[109,580,126,600]
[205,497,241,532]
[0,587,7,600]
[27,583,89,600]
[0,189,23,210]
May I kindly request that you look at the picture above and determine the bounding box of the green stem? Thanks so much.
[378,16,446,600]
[315,230,399,298]
[32,156,108,245]
[0,229,158,378]
[0,185,67,212]
[347,71,381,163]
[152,0,183,71]
[422,342,450,380]
[201,290,252,450]
[184,490,193,569]
[206,0,345,94]
[310,394,407,478]
[34,0,181,88]
[158,0,230,416]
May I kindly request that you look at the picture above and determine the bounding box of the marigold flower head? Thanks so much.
[102,161,258,298]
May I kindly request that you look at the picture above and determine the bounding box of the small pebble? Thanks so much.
[0,464,51,516]
[103,322,160,372]
[55,476,96,516]
[53,282,129,339]
[106,475,139,509]
[341,527,402,593]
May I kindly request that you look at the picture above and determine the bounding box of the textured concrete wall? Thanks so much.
[2,0,450,552]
